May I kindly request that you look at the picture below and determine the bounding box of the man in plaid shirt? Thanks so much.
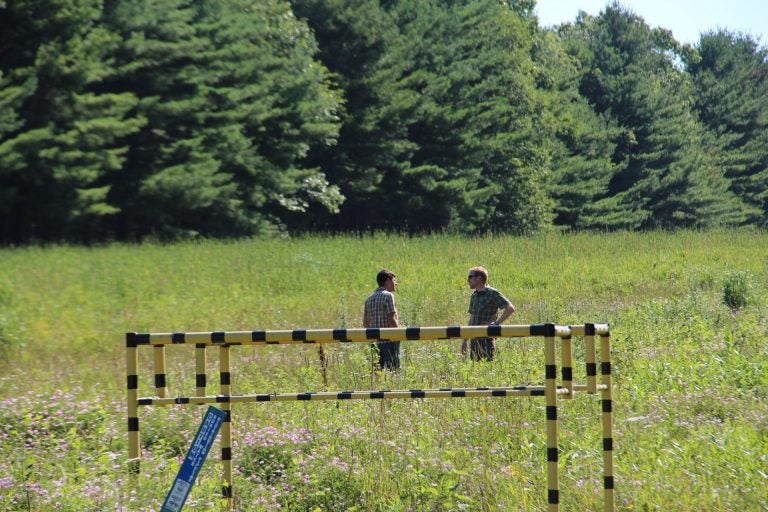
[462,266,515,361]
[363,269,401,370]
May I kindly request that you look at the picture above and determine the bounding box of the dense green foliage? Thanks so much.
[1,0,767,242]
[0,231,766,509]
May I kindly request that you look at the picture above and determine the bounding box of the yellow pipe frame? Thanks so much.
[126,323,613,511]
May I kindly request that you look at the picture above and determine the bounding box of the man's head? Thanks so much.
[467,266,488,288]
[377,269,397,291]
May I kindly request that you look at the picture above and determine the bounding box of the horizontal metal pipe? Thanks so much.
[137,386,573,405]
[569,324,610,336]
[127,324,582,346]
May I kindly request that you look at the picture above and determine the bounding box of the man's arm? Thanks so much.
[387,310,398,328]
[492,303,516,324]
[387,294,399,327]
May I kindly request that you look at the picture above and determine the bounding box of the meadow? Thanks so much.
[0,230,766,511]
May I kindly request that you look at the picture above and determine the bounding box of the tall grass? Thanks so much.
[0,230,766,510]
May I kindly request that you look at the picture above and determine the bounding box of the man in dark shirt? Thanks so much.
[462,266,515,361]
[363,269,400,370]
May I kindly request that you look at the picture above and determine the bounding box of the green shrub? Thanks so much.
[722,271,753,309]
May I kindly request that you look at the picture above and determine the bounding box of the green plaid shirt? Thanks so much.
[468,286,511,324]
[364,287,396,327]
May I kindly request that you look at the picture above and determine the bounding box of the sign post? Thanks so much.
[160,406,226,512]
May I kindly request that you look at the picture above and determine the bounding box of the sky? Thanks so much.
[535,0,767,46]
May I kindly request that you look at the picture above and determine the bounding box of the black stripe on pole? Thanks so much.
[127,375,138,389]
[406,327,421,340]
[256,395,271,402]
[370,391,384,398]
[492,389,506,397]
[604,476,614,489]
[154,374,166,388]
[174,397,190,404]
[221,447,232,460]
[451,390,466,397]
[547,447,558,462]
[531,389,545,396]
[601,361,611,375]
[333,329,348,341]
[196,375,207,388]
[196,343,206,349]
[410,390,426,398]
[586,363,597,377]
[223,410,231,422]
[222,485,232,498]
[133,333,150,345]
[602,399,612,412]
[211,331,226,343]
[562,367,573,381]
[292,330,307,341]
[603,438,613,451]
[172,332,185,343]
[488,324,501,337]
[220,372,231,385]
[545,364,557,379]
[338,392,352,399]
[366,328,380,340]
[447,326,461,337]
[252,331,266,341]
[216,395,231,403]
[529,324,547,336]
[297,393,313,400]
[546,405,557,421]
[126,333,138,348]
[585,323,596,336]
[548,489,559,504]
[128,417,139,431]
[138,398,153,405]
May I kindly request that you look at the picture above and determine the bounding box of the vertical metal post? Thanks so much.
[560,333,573,400]
[585,323,597,393]
[126,333,140,475]
[154,345,167,398]
[544,323,559,512]
[196,344,207,397]
[220,345,233,506]
[600,331,616,512]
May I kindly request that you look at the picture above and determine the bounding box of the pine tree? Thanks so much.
[100,0,342,239]
[565,4,751,229]
[535,27,620,229]
[687,31,768,225]
[292,0,554,234]
[0,0,144,243]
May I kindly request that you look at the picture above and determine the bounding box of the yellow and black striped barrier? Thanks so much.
[126,322,614,511]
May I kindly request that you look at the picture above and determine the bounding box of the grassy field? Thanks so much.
[0,230,766,510]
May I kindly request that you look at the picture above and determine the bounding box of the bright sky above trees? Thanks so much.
[535,0,767,45]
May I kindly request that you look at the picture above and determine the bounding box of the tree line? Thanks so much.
[1,0,766,244]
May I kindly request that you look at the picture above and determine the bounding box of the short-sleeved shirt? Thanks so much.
[364,287,396,328]
[468,286,511,325]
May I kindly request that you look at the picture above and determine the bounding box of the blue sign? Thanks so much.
[161,406,226,512]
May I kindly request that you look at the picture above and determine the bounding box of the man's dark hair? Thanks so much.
[376,269,396,287]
